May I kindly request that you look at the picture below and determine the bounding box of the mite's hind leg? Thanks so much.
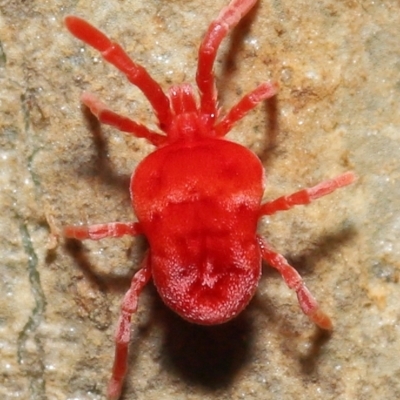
[107,254,152,400]
[257,236,332,330]
[64,222,142,240]
[259,172,356,217]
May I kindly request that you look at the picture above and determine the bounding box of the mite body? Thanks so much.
[64,0,355,398]
[134,138,264,325]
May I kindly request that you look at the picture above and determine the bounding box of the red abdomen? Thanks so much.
[132,138,264,324]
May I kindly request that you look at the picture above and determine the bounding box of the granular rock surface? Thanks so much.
[1,1,399,399]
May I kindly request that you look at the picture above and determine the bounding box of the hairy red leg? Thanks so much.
[80,92,167,147]
[215,82,278,137]
[196,0,258,121]
[107,255,152,400]
[259,171,356,217]
[64,16,171,131]
[257,237,332,330]
[64,222,142,240]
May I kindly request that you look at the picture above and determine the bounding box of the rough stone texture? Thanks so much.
[1,0,399,399]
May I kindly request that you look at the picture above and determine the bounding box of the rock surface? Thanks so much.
[1,0,399,399]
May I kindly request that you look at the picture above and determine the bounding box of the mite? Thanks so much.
[64,0,356,398]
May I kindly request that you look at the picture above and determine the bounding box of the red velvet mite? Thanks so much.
[64,0,356,398]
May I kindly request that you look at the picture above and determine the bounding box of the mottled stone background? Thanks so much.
[1,0,399,399]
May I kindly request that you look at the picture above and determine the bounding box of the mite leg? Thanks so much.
[80,92,166,147]
[108,254,152,400]
[215,82,278,137]
[259,171,356,217]
[257,236,332,330]
[64,16,171,132]
[64,222,142,240]
[196,0,258,120]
